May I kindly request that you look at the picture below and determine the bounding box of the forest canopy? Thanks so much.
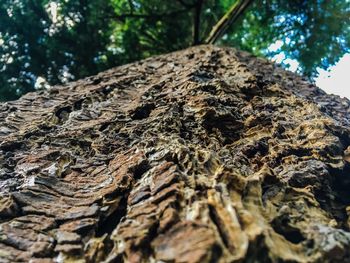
[0,0,349,101]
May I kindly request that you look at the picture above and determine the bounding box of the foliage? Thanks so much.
[222,0,350,77]
[0,0,349,101]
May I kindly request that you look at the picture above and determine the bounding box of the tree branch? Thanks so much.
[176,0,197,8]
[205,0,254,44]
[113,8,189,22]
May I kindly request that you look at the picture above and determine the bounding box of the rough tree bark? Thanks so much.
[1,45,350,263]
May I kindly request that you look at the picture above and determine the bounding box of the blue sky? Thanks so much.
[315,53,350,99]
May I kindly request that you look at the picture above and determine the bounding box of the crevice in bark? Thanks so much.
[132,103,156,120]
[245,235,272,262]
[96,160,151,237]
[132,159,151,180]
[93,160,152,261]
[261,174,281,206]
[55,106,72,123]
[272,148,313,168]
[208,204,230,249]
[315,164,350,230]
[0,141,24,152]
[73,99,84,110]
[271,217,306,244]
[99,122,111,132]
[138,221,160,259]
[209,244,223,263]
[96,197,128,237]
[202,113,243,145]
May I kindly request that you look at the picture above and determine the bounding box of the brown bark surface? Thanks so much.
[1,45,350,262]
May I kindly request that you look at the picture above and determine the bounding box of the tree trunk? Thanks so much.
[1,45,350,263]
[193,0,203,45]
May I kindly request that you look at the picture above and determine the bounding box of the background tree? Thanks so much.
[0,0,349,101]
